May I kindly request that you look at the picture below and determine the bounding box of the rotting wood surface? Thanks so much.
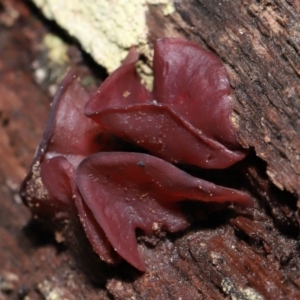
[0,1,299,299]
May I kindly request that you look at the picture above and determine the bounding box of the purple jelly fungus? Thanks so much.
[21,38,252,272]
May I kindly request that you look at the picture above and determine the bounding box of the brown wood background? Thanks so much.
[0,0,299,299]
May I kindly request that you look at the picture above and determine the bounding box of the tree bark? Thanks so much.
[0,1,299,299]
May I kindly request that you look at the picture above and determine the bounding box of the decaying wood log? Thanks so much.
[0,1,299,299]
[152,0,300,197]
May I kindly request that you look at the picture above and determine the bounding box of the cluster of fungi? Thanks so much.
[21,38,252,271]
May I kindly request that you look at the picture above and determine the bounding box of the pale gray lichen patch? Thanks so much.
[221,278,264,300]
[24,161,49,206]
[32,0,174,75]
[231,111,239,129]
[43,33,69,66]
[38,279,74,300]
[147,0,175,16]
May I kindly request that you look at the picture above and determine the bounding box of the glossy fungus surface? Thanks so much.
[85,38,246,168]
[21,37,252,272]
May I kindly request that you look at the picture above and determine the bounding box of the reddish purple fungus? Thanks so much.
[77,152,251,270]
[85,38,246,168]
[21,37,252,272]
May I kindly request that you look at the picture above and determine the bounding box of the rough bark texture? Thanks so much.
[148,0,300,197]
[0,1,299,300]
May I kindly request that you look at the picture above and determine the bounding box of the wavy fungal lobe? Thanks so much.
[21,38,252,272]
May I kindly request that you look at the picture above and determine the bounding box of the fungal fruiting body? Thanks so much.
[21,37,252,272]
